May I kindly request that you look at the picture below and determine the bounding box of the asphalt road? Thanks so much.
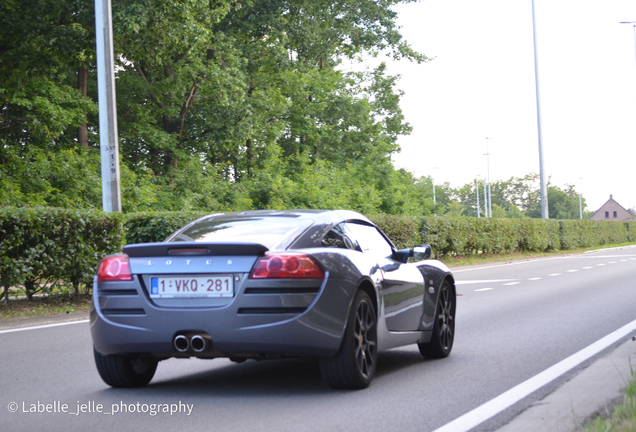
[1,246,636,432]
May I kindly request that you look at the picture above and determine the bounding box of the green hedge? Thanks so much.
[368,214,420,250]
[124,211,208,244]
[1,208,635,300]
[420,217,634,258]
[0,207,125,299]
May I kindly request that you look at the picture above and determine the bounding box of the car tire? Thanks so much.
[418,280,455,359]
[93,348,157,388]
[320,290,377,389]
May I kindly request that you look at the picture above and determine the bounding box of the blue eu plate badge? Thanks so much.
[151,278,158,295]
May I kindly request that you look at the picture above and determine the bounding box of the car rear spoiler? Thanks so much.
[123,242,269,257]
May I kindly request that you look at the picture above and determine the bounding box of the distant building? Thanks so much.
[589,195,634,221]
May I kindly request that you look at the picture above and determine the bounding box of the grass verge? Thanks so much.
[581,370,636,432]
[0,293,92,321]
[441,242,636,268]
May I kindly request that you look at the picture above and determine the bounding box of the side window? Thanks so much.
[344,223,394,260]
[321,223,360,251]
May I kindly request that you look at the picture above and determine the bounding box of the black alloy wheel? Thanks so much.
[418,280,455,359]
[320,290,377,389]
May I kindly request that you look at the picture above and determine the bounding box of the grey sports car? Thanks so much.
[91,209,456,389]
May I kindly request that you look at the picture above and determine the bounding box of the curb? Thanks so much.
[496,336,636,432]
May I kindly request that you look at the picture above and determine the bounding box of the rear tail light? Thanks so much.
[97,255,133,281]
[250,254,325,279]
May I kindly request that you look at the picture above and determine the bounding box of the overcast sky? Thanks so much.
[378,0,636,212]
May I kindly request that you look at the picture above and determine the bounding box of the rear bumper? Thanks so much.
[90,272,354,358]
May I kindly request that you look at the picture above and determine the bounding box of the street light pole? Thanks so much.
[484,137,492,218]
[578,177,584,219]
[483,174,488,217]
[531,0,549,219]
[475,176,481,218]
[95,0,122,212]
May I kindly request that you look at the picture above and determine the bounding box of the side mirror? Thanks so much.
[413,244,432,261]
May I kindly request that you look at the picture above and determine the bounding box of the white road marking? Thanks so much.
[528,277,542,281]
[503,282,520,286]
[431,318,636,432]
[566,270,578,273]
[0,319,89,335]
[456,280,517,285]
[597,264,606,267]
[475,288,494,292]
[583,266,594,269]
[548,273,562,276]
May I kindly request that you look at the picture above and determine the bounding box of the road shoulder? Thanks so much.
[0,311,89,331]
[496,336,636,432]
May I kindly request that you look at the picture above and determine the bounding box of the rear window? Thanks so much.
[168,216,313,250]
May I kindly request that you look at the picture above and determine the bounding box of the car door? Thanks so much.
[344,222,426,332]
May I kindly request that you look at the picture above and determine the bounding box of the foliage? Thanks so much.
[419,216,627,258]
[124,211,208,244]
[0,208,125,300]
[369,214,420,249]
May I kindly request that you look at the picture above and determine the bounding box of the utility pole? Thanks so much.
[531,0,549,218]
[95,0,122,212]
[475,177,481,218]
[484,138,492,217]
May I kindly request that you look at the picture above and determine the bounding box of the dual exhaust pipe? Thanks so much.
[174,333,210,353]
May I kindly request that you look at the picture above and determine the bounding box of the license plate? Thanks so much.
[150,275,233,298]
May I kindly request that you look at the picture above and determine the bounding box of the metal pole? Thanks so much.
[476,178,480,218]
[483,176,488,217]
[532,0,548,219]
[432,178,436,207]
[485,138,492,218]
[95,0,122,212]
[578,177,583,220]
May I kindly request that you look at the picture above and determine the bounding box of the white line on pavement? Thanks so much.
[0,319,89,335]
[431,318,636,432]
[456,280,517,285]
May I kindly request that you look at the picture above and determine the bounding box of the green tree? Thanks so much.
[548,184,584,219]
